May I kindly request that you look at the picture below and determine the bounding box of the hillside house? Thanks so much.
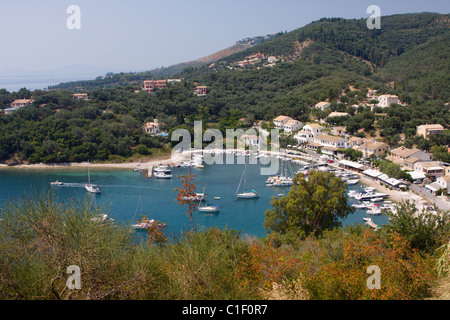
[11,99,34,108]
[315,101,331,110]
[376,94,399,108]
[273,115,291,129]
[73,93,88,100]
[283,119,303,135]
[414,161,445,180]
[311,134,350,157]
[294,123,324,144]
[243,134,262,150]
[143,120,160,135]
[354,140,389,158]
[416,124,445,140]
[193,86,207,97]
[436,176,450,193]
[389,147,432,167]
[143,80,167,92]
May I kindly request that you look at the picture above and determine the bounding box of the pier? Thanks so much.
[147,166,153,178]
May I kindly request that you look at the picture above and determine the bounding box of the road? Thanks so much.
[409,183,450,211]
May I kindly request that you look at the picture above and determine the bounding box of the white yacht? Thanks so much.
[236,190,260,199]
[367,207,382,215]
[85,161,101,194]
[155,171,172,179]
[354,192,387,201]
[236,165,259,199]
[198,203,220,213]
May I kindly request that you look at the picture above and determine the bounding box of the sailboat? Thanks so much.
[235,165,259,199]
[85,161,101,194]
[198,184,220,213]
[131,196,165,230]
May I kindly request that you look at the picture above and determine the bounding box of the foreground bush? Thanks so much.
[303,230,437,299]
[0,195,444,300]
[0,195,251,300]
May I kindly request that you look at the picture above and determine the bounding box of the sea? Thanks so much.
[0,156,389,240]
[0,75,91,92]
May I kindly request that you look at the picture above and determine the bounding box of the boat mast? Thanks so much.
[87,160,91,185]
[236,166,245,194]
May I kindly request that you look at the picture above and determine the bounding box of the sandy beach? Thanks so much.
[0,155,176,170]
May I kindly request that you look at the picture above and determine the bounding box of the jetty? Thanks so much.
[147,166,153,178]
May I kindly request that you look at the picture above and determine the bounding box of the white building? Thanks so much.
[243,134,262,150]
[436,176,450,193]
[273,115,292,129]
[315,101,331,110]
[294,123,324,144]
[283,119,303,135]
[310,134,350,157]
[313,134,349,149]
[377,94,399,108]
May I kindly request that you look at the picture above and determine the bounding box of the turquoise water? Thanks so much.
[0,157,389,239]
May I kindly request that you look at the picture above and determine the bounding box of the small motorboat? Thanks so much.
[352,203,368,209]
[50,180,64,186]
[155,171,172,179]
[367,207,382,215]
[347,179,359,185]
[85,184,101,194]
[198,204,220,213]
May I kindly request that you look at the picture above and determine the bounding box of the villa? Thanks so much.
[310,134,350,157]
[436,176,450,193]
[389,147,431,167]
[193,86,207,97]
[242,134,262,150]
[414,161,445,180]
[273,115,292,129]
[283,119,303,134]
[354,140,389,158]
[73,93,88,100]
[376,94,399,108]
[273,115,303,134]
[416,124,445,140]
[294,123,324,144]
[143,120,160,135]
[315,101,331,110]
[143,80,167,92]
[11,99,34,108]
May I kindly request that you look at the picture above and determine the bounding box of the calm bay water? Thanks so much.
[0,157,389,239]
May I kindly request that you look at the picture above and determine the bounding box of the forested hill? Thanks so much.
[0,12,448,165]
[50,12,449,100]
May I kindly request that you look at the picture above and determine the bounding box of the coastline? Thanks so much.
[358,174,426,210]
[0,155,175,170]
[0,148,432,211]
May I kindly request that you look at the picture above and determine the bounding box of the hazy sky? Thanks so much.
[0,0,449,74]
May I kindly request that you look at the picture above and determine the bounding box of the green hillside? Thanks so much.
[1,12,449,164]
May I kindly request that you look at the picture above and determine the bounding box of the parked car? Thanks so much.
[327,160,334,163]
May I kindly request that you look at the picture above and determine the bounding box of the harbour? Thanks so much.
[0,153,391,239]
